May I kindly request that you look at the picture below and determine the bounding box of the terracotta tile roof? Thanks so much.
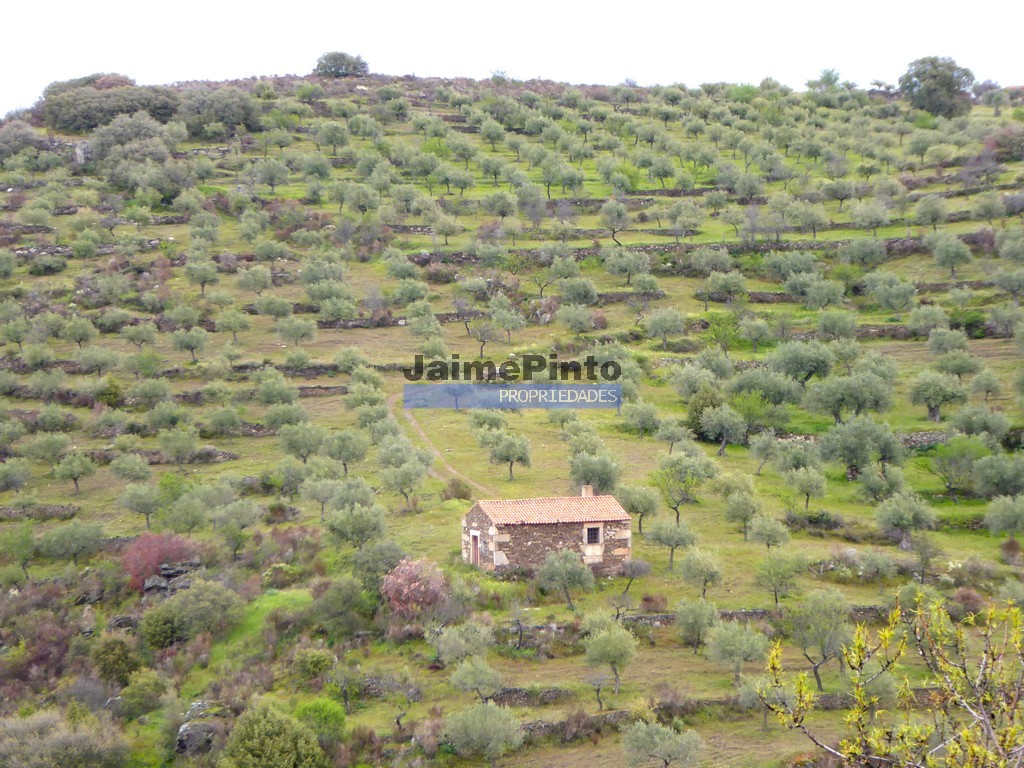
[472,496,630,525]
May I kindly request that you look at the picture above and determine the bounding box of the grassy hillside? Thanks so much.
[1,67,1023,767]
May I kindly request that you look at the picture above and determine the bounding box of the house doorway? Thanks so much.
[471,532,480,565]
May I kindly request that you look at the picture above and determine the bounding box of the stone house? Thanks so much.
[461,486,631,575]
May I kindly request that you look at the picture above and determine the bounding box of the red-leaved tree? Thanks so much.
[380,558,446,620]
[120,533,194,592]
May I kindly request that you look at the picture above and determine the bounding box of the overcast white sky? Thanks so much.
[3,0,1021,118]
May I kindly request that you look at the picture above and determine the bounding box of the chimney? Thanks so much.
[581,485,594,498]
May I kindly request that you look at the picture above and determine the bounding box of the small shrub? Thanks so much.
[561,710,601,743]
[937,509,986,531]
[381,558,446,620]
[1000,537,1022,565]
[217,701,328,768]
[441,477,473,501]
[348,725,384,764]
[295,696,347,748]
[293,648,336,680]
[91,633,142,686]
[640,594,668,613]
[117,668,167,719]
[28,255,67,275]
[0,711,128,766]
[785,508,843,531]
[856,549,899,582]
[94,378,124,407]
[262,562,302,589]
[424,263,458,284]
[946,556,999,588]
[949,308,986,337]
[413,706,445,757]
[949,587,985,620]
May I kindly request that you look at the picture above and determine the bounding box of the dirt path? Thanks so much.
[388,392,494,497]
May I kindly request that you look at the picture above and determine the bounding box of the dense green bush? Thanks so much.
[139,579,243,649]
[218,701,329,768]
[314,51,369,78]
[116,668,167,719]
[294,697,347,748]
[292,648,336,680]
[91,634,142,686]
[41,84,178,132]
[27,255,67,275]
[176,87,262,137]
[949,308,987,337]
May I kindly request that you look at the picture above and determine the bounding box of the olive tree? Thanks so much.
[785,589,852,692]
[985,495,1024,540]
[324,501,386,550]
[0,522,35,580]
[120,483,162,529]
[767,341,834,385]
[653,451,718,522]
[600,199,630,245]
[616,485,660,534]
[700,404,747,456]
[875,491,936,548]
[237,265,273,295]
[676,598,719,654]
[680,548,722,599]
[929,232,972,278]
[864,272,916,319]
[708,621,771,684]
[645,308,687,350]
[909,371,966,422]
[623,720,703,768]
[585,623,638,694]
[55,452,96,494]
[171,328,209,363]
[38,519,103,566]
[444,703,522,766]
[914,195,948,231]
[784,467,826,510]
[647,519,696,569]
[750,515,791,550]
[537,549,594,609]
[451,656,503,703]
[488,431,531,480]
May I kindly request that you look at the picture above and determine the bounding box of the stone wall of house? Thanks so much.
[463,505,632,575]
[461,508,496,569]
[473,519,631,576]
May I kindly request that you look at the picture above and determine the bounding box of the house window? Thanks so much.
[586,526,601,544]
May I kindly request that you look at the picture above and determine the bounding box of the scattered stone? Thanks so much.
[492,687,575,707]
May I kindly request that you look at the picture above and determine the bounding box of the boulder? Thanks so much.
[183,699,223,721]
[143,575,169,592]
[175,721,217,755]
[158,560,199,578]
[107,615,138,632]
